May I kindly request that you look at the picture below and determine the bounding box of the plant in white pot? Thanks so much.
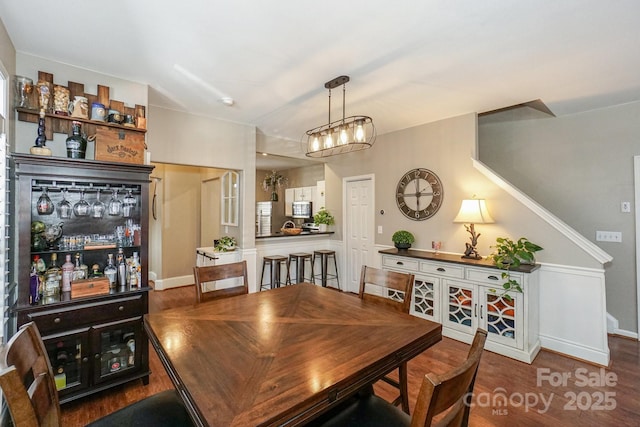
[313,208,335,232]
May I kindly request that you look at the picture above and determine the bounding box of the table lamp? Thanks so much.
[453,199,494,259]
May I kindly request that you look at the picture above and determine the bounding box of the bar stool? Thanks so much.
[286,252,313,285]
[260,255,288,291]
[312,249,340,289]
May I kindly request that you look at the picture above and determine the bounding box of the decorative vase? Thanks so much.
[270,191,278,201]
[318,224,328,232]
[395,243,411,250]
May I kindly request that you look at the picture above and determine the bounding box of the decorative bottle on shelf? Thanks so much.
[129,252,140,288]
[65,121,87,159]
[29,257,40,305]
[104,254,117,289]
[44,253,62,298]
[61,254,74,293]
[73,253,88,281]
[117,248,127,288]
[34,255,46,301]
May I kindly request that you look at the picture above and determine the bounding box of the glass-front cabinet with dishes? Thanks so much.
[10,154,153,404]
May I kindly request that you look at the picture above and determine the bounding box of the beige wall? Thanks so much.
[255,163,324,203]
[0,19,15,149]
[479,101,640,332]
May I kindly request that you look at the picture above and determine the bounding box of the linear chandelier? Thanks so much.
[305,75,376,158]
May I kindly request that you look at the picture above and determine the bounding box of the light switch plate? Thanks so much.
[596,231,622,242]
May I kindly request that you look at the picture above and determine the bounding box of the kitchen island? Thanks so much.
[255,231,338,289]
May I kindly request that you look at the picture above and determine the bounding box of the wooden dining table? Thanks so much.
[144,283,442,427]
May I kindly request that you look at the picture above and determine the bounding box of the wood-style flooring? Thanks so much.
[61,285,640,426]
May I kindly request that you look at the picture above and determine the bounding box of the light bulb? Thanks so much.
[311,135,320,151]
[324,132,334,148]
[354,120,366,142]
[339,126,349,145]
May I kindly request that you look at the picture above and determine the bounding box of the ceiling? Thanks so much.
[1,1,639,170]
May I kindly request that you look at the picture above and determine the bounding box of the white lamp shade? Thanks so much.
[453,199,494,224]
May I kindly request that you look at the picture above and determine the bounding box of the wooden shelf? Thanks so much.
[17,107,146,141]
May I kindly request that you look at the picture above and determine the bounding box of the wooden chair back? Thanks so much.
[0,322,61,427]
[411,328,488,427]
[193,260,249,304]
[358,265,415,313]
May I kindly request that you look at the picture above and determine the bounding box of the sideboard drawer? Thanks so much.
[466,268,522,286]
[26,295,144,334]
[382,255,419,272]
[420,261,464,279]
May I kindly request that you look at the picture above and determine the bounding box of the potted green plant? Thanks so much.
[490,237,543,300]
[392,230,415,250]
[214,236,237,252]
[313,208,335,232]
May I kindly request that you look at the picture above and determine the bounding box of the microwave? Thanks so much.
[292,201,312,218]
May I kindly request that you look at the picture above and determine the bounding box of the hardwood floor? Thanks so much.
[61,285,640,426]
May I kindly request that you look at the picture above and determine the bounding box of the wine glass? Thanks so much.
[58,188,72,219]
[36,187,54,215]
[72,190,90,217]
[123,189,136,218]
[108,189,122,216]
[91,189,105,218]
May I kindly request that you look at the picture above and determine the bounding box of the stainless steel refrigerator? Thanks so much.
[256,201,286,236]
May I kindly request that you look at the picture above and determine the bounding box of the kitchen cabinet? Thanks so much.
[10,154,153,403]
[285,183,324,216]
[380,249,539,363]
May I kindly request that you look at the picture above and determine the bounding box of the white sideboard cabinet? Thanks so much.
[380,248,540,363]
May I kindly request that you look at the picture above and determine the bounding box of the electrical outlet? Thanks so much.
[377,225,383,234]
[596,231,622,242]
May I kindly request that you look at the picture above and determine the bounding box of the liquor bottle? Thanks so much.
[34,255,46,301]
[44,253,62,298]
[73,252,88,281]
[61,254,74,292]
[104,254,117,288]
[65,121,87,159]
[116,248,127,288]
[29,257,40,305]
[129,252,140,288]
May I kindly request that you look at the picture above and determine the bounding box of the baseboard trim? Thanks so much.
[539,333,610,366]
[153,274,193,291]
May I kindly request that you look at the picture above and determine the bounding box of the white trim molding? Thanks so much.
[473,159,613,265]
[538,263,609,366]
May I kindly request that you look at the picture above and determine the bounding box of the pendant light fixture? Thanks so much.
[305,75,376,158]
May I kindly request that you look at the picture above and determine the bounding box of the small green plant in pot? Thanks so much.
[313,208,335,232]
[392,230,415,250]
[215,236,237,252]
[490,237,543,300]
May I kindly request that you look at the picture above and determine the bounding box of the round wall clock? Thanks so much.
[395,168,444,221]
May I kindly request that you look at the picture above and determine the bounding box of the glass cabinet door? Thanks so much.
[43,328,90,398]
[91,318,142,385]
[410,275,440,322]
[442,280,476,335]
[481,287,524,349]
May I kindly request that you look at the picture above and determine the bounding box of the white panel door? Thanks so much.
[345,177,374,293]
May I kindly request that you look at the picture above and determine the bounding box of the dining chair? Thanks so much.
[0,321,194,427]
[193,260,249,304]
[309,328,488,427]
[358,265,415,414]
